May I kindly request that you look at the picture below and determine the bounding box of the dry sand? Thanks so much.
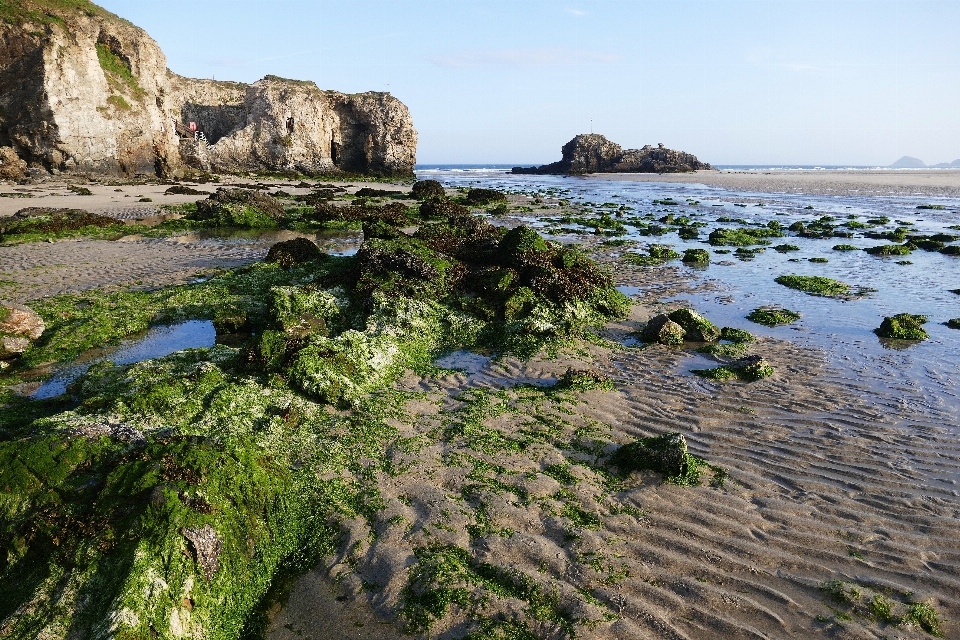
[590,169,960,198]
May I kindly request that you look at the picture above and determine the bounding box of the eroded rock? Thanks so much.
[642,314,686,345]
[182,524,222,582]
[513,134,711,175]
[0,302,44,358]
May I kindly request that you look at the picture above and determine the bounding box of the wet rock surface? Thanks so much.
[0,301,44,358]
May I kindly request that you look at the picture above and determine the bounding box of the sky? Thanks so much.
[96,0,960,166]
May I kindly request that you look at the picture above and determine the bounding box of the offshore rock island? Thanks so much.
[512,133,712,175]
[0,0,416,178]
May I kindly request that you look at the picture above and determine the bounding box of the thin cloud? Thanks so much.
[431,48,620,68]
[565,8,587,16]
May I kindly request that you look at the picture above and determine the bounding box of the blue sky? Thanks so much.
[98,0,960,166]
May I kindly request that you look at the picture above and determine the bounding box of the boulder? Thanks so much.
[731,355,774,380]
[611,432,690,478]
[411,180,445,200]
[668,308,720,342]
[265,238,321,268]
[0,302,45,358]
[513,134,711,175]
[464,188,507,206]
[642,314,686,345]
[193,188,283,227]
[0,147,28,181]
[874,313,928,340]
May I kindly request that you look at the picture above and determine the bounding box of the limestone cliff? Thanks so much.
[0,0,417,178]
[513,134,711,175]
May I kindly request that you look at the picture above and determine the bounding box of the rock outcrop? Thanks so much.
[0,0,416,178]
[512,134,711,175]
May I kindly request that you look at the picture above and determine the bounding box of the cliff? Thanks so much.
[512,134,711,175]
[0,0,417,178]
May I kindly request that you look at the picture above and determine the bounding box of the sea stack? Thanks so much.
[0,0,417,178]
[513,134,711,175]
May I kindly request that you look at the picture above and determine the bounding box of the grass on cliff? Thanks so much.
[96,42,144,98]
[0,0,114,28]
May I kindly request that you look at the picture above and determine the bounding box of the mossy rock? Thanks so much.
[692,354,773,382]
[940,245,960,256]
[191,188,284,228]
[832,244,859,251]
[464,188,507,206]
[269,286,343,337]
[411,179,445,200]
[774,275,850,297]
[265,237,321,268]
[874,313,928,340]
[648,244,680,260]
[681,248,710,263]
[746,307,801,326]
[773,244,800,253]
[668,308,720,342]
[642,314,685,345]
[708,227,780,246]
[419,197,469,220]
[498,225,549,260]
[944,318,960,330]
[864,243,912,256]
[720,327,754,343]
[555,366,613,392]
[610,432,689,479]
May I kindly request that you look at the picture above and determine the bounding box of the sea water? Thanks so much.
[418,168,960,423]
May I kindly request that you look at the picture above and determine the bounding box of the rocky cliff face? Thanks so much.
[0,0,416,178]
[513,134,711,175]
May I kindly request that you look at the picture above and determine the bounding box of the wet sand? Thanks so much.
[263,260,959,639]
[591,169,960,198]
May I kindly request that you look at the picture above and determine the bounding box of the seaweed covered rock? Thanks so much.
[419,197,470,220]
[355,187,402,198]
[668,308,720,342]
[411,179,446,200]
[193,188,285,228]
[556,366,613,392]
[313,201,410,227]
[0,208,120,240]
[265,237,322,268]
[0,302,45,359]
[611,433,689,479]
[875,313,929,340]
[865,244,912,256]
[642,314,686,345]
[746,306,801,326]
[164,185,206,195]
[945,318,960,329]
[682,248,710,264]
[498,225,549,261]
[692,354,774,381]
[269,286,344,337]
[465,188,507,206]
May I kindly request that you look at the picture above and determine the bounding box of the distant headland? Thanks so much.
[512,133,712,175]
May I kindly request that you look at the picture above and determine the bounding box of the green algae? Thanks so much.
[691,355,773,382]
[708,227,782,247]
[832,244,859,251]
[865,244,912,256]
[746,307,801,327]
[774,275,852,297]
[817,580,943,637]
[773,244,800,253]
[0,211,640,637]
[681,248,710,264]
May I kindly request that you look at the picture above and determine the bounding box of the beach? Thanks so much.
[2,173,958,640]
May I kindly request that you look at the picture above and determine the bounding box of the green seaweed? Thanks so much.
[746,307,801,327]
[875,313,928,340]
[774,275,852,297]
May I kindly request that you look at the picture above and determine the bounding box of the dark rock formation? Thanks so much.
[0,1,417,178]
[411,179,445,200]
[512,134,711,175]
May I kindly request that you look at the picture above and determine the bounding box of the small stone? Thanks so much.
[182,524,222,582]
[642,314,686,345]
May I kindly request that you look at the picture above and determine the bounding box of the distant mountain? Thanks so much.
[930,159,960,168]
[890,156,926,168]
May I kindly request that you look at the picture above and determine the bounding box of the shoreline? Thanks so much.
[583,169,960,198]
